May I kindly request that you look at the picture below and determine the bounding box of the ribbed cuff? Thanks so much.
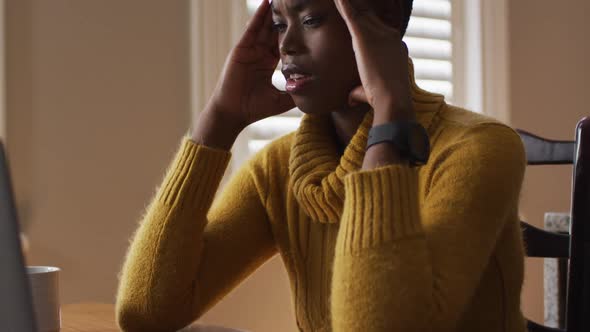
[158,137,231,212]
[337,165,423,254]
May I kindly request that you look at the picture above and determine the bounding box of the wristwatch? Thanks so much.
[366,121,430,166]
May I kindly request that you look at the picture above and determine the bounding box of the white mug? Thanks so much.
[27,266,61,332]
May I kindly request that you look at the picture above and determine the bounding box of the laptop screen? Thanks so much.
[0,142,37,331]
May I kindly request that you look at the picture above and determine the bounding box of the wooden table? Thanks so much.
[61,303,248,332]
[62,303,118,332]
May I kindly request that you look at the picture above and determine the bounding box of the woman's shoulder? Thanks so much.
[434,103,520,142]
[436,103,510,129]
[429,103,525,167]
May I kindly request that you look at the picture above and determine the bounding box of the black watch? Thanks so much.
[366,121,430,166]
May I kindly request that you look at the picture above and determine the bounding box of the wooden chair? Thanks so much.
[516,118,590,332]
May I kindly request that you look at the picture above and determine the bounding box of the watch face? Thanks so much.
[408,124,430,164]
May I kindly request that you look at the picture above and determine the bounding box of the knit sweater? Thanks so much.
[116,68,527,332]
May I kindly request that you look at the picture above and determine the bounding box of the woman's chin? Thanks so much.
[292,97,348,115]
[297,107,331,115]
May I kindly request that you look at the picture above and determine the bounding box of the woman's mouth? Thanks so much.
[282,62,314,94]
[285,73,314,94]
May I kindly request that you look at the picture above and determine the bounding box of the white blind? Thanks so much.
[405,0,453,98]
[244,0,454,155]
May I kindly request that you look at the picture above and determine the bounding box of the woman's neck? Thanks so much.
[330,103,371,153]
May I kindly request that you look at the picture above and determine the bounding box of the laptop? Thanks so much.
[0,141,38,331]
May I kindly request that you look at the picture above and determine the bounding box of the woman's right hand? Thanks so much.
[192,0,295,150]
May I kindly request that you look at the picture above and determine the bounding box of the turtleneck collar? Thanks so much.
[288,59,445,223]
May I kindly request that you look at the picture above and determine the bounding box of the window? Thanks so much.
[404,0,453,99]
[243,0,458,157]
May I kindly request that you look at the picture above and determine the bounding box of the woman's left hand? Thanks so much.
[334,0,414,122]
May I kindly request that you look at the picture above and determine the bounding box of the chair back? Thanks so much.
[516,129,575,165]
[565,119,590,331]
[516,118,590,332]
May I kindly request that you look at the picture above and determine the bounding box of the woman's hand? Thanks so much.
[192,0,294,149]
[334,0,414,123]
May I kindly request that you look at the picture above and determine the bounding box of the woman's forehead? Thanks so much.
[271,0,331,13]
[272,0,396,15]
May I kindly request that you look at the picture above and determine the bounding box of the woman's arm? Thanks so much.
[117,1,295,329]
[327,3,528,328]
[116,137,276,332]
[330,124,526,331]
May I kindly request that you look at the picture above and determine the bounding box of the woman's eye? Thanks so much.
[272,22,287,32]
[303,17,322,27]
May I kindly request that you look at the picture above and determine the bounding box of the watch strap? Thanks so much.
[366,121,431,166]
[366,122,409,151]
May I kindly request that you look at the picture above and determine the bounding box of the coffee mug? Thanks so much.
[27,266,61,332]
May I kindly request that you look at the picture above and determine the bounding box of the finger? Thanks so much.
[378,0,404,30]
[237,0,270,48]
[358,0,402,33]
[334,0,362,33]
[348,0,373,14]
[348,85,368,106]
[257,4,275,47]
[363,11,395,32]
[336,0,393,37]
[394,0,405,30]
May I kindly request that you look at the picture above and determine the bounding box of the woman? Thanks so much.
[116,0,527,331]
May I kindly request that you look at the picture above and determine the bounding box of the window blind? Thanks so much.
[245,0,453,155]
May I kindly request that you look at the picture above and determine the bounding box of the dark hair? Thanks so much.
[400,0,413,36]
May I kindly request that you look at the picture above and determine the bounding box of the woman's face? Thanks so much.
[272,0,359,114]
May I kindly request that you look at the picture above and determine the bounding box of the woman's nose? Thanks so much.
[279,43,296,56]
[279,27,304,56]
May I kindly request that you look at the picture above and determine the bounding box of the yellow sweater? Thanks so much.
[116,74,527,332]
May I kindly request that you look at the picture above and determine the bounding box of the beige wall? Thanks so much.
[6,0,191,302]
[6,1,296,331]
[508,0,590,323]
[0,0,5,141]
[4,0,589,331]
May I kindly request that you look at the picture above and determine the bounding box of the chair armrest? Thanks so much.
[521,222,570,258]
